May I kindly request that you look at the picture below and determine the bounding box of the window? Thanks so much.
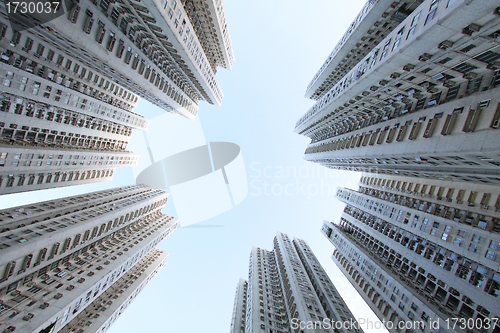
[430,0,440,11]
[6,176,14,187]
[472,235,481,243]
[489,241,500,251]
[17,175,25,187]
[425,9,437,25]
[468,244,477,252]
[486,250,497,260]
[411,12,421,27]
[380,39,392,61]
[393,28,404,50]
[460,44,476,53]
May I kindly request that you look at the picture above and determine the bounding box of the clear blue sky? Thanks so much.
[0,1,389,332]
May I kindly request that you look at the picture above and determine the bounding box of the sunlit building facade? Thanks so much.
[0,184,177,333]
[58,249,169,333]
[297,0,500,184]
[0,0,234,120]
[322,174,500,332]
[0,7,151,195]
[231,233,363,333]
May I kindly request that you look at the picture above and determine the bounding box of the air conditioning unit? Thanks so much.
[468,23,481,32]
[443,80,457,88]
[438,40,454,50]
[463,72,478,79]
[419,53,432,61]
[462,24,481,36]
[487,60,500,70]
[403,63,415,71]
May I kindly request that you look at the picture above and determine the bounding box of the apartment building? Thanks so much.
[3,0,234,120]
[0,184,177,333]
[0,11,150,194]
[58,249,169,333]
[230,278,248,333]
[297,0,500,184]
[231,233,363,333]
[322,174,500,332]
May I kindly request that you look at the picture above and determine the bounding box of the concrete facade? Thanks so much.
[305,0,425,100]
[0,184,177,333]
[0,0,234,120]
[231,233,363,333]
[322,174,500,332]
[58,249,169,333]
[297,0,500,183]
[0,10,150,195]
[230,278,247,333]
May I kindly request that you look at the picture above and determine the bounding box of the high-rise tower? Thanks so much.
[322,174,500,332]
[0,0,235,195]
[230,278,248,333]
[0,9,149,194]
[0,184,177,333]
[297,0,500,184]
[2,0,234,120]
[231,232,363,333]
